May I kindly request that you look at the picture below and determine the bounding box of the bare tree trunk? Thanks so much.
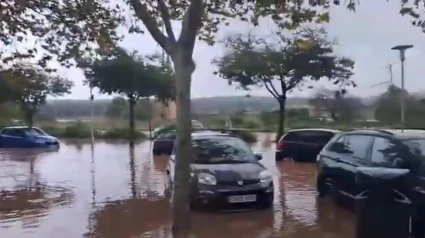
[147,98,153,139]
[171,53,194,237]
[26,110,34,128]
[128,98,136,146]
[276,96,286,143]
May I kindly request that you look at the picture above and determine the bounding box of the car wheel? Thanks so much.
[164,147,172,156]
[259,200,274,210]
[153,147,161,156]
[164,171,173,200]
[317,176,329,198]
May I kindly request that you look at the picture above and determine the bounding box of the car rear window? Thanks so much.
[284,131,335,144]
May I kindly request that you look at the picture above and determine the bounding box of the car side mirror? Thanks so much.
[254,153,262,161]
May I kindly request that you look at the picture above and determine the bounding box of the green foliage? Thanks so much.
[241,119,262,129]
[104,97,152,120]
[374,86,425,127]
[1,0,121,68]
[102,128,147,140]
[233,130,257,143]
[213,28,355,95]
[0,64,73,126]
[309,88,364,123]
[213,27,355,140]
[133,99,153,121]
[87,48,174,140]
[63,121,92,139]
[259,111,276,127]
[105,97,128,119]
[40,122,148,139]
[40,125,70,137]
[287,108,311,120]
[87,48,174,101]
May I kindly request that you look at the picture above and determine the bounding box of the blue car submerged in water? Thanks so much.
[0,126,60,149]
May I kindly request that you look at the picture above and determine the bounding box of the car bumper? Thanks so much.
[191,182,274,210]
[275,151,284,161]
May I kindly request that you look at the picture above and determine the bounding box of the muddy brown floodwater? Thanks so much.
[0,134,356,238]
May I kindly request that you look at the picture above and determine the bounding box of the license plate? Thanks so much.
[227,194,257,203]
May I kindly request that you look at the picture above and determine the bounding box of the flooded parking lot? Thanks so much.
[0,134,355,238]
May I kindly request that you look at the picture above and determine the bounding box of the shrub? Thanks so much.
[101,128,147,140]
[242,120,262,129]
[233,130,257,143]
[62,121,92,138]
[40,125,64,137]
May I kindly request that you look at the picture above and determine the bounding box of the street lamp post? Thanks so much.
[391,44,413,132]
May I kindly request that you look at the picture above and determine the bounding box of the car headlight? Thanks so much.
[198,172,217,185]
[259,170,273,183]
[35,139,45,144]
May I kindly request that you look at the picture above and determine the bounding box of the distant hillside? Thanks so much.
[41,95,380,119]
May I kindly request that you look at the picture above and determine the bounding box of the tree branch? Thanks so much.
[279,77,287,99]
[129,0,175,54]
[157,0,176,42]
[178,0,203,56]
[267,79,281,98]
[262,80,279,99]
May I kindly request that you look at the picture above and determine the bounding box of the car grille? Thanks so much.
[45,141,59,145]
[217,179,260,186]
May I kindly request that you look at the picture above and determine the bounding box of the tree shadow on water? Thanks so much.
[0,149,74,227]
[85,197,171,238]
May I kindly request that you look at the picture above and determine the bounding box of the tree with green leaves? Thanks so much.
[120,2,336,233]
[105,97,153,121]
[1,0,121,69]
[104,97,128,119]
[213,27,355,141]
[309,88,364,123]
[87,49,174,141]
[125,1,423,228]
[5,0,420,234]
[374,85,425,127]
[0,64,73,127]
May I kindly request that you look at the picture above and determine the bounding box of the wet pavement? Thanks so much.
[0,134,356,238]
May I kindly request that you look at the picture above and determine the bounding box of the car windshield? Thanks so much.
[191,137,255,163]
[403,139,425,158]
[24,128,46,136]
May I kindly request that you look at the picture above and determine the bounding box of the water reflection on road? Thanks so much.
[0,134,355,238]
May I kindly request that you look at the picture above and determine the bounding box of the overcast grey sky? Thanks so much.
[60,0,425,99]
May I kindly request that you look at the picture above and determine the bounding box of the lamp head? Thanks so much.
[391,45,413,61]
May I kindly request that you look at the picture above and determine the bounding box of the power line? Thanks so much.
[369,81,390,88]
